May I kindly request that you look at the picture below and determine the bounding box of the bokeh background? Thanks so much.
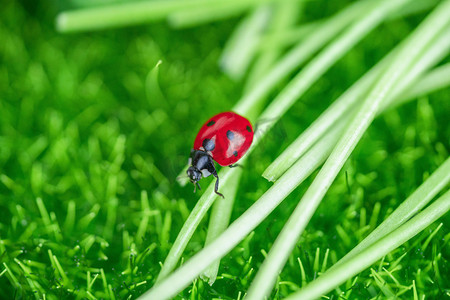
[1,0,448,298]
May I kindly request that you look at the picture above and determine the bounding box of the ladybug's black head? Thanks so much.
[187,166,202,185]
[187,150,224,198]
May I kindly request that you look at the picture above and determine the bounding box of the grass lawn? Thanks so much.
[0,0,449,299]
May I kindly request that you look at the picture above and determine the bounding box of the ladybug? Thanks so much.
[187,111,254,197]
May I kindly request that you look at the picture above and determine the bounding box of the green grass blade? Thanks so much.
[258,21,319,52]
[262,53,391,181]
[332,156,450,267]
[245,0,302,89]
[245,1,450,298]
[200,167,243,284]
[284,190,450,300]
[381,29,450,110]
[57,0,195,32]
[56,0,275,32]
[219,5,272,80]
[397,62,450,104]
[155,167,235,282]
[260,0,438,55]
[167,0,281,29]
[2,263,20,289]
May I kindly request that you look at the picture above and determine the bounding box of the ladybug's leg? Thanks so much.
[228,164,242,168]
[207,159,224,198]
[199,153,224,198]
[213,173,224,198]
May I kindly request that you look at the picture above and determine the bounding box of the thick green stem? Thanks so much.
[56,0,278,32]
[397,62,450,104]
[200,167,243,284]
[168,0,280,28]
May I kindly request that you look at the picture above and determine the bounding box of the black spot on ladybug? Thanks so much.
[226,130,235,140]
[246,125,252,132]
[202,138,215,151]
[207,121,215,126]
[233,151,238,157]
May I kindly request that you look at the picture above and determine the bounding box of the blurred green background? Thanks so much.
[0,0,448,298]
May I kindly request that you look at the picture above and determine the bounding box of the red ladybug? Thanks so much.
[187,111,254,197]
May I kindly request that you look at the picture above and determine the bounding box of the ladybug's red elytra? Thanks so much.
[187,111,254,197]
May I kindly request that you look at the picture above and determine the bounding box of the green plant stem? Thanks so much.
[200,167,243,284]
[245,0,302,89]
[219,5,272,80]
[263,27,450,181]
[155,167,235,282]
[259,0,437,53]
[262,51,392,181]
[258,21,320,52]
[386,0,439,20]
[398,62,450,104]
[167,0,282,28]
[332,156,450,268]
[285,190,450,300]
[380,29,450,109]
[56,0,277,32]
[245,1,450,298]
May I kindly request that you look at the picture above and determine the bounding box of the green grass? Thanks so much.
[1,0,449,299]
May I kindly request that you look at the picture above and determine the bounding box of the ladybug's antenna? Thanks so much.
[193,181,201,193]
